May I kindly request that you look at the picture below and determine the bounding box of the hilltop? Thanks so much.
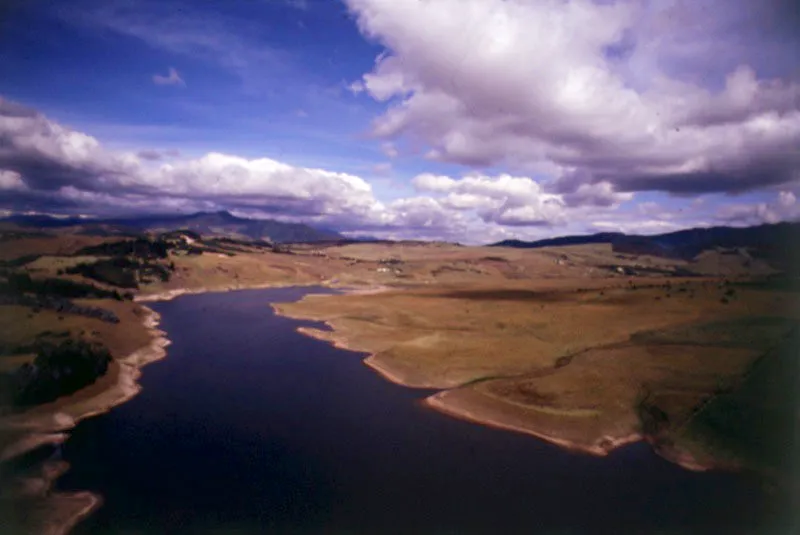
[492,222,800,273]
[1,211,344,244]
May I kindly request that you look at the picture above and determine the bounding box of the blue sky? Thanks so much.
[1,0,798,243]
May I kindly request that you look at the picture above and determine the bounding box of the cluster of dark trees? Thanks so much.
[0,330,69,357]
[0,272,123,323]
[76,235,217,258]
[1,272,122,300]
[0,293,120,323]
[0,254,42,268]
[1,339,112,407]
[76,237,171,260]
[65,257,173,289]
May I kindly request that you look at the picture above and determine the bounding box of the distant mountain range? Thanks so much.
[492,222,800,271]
[1,211,345,244]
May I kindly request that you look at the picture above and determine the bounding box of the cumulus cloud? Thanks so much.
[414,173,569,226]
[2,93,796,244]
[562,182,634,208]
[715,190,800,226]
[0,170,25,190]
[346,0,800,196]
[152,67,186,86]
[0,96,491,241]
[591,219,684,234]
[0,96,382,222]
[0,95,623,242]
[0,96,142,193]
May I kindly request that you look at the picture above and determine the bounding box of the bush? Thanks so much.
[67,258,139,288]
[2,272,119,299]
[66,258,172,289]
[637,396,670,436]
[11,339,112,406]
[76,238,169,260]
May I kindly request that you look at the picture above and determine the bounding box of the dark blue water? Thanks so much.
[55,287,772,534]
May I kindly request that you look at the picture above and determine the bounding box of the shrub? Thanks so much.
[66,258,172,288]
[11,339,112,406]
[3,272,119,299]
[76,238,169,260]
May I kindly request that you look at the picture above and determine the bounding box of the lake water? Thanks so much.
[54,287,773,534]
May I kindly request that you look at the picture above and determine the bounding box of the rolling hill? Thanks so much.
[1,211,344,244]
[492,222,800,272]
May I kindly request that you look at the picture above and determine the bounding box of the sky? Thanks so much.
[0,0,798,244]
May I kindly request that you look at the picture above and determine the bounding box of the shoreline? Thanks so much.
[278,299,654,459]
[134,281,295,302]
[132,278,388,303]
[427,388,716,472]
[0,305,168,535]
[1,283,270,535]
[424,390,643,457]
[645,437,720,472]
[292,323,423,387]
[1,280,374,535]
[275,284,443,390]
[45,492,102,535]
[3,280,722,533]
[291,322,421,387]
[0,306,170,462]
[3,280,350,462]
[277,290,723,473]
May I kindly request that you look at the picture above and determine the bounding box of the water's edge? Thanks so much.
[8,284,773,534]
[3,284,335,535]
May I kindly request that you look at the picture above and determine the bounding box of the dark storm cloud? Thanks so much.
[615,160,800,196]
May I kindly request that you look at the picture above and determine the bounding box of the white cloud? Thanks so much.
[562,182,634,208]
[591,219,684,234]
[0,97,386,224]
[0,170,26,190]
[778,190,796,208]
[1,95,582,241]
[412,173,456,192]
[148,152,380,218]
[152,67,186,86]
[414,172,569,226]
[2,94,797,244]
[715,190,800,226]
[346,0,800,196]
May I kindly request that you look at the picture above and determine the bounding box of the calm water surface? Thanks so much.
[55,287,772,534]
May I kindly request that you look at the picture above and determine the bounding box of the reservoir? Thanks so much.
[56,287,771,534]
